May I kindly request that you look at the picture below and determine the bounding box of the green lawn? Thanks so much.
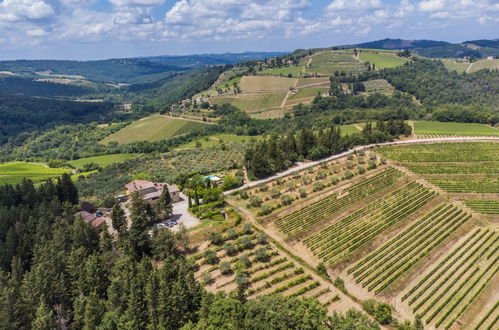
[101,115,208,144]
[414,121,499,137]
[339,124,362,136]
[0,162,70,185]
[358,52,409,69]
[68,154,140,169]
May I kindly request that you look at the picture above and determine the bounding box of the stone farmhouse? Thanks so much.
[124,180,181,203]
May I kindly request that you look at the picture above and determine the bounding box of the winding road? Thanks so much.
[223,136,499,195]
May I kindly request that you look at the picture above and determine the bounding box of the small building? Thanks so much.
[124,180,181,203]
[75,211,97,223]
[91,217,106,228]
[487,56,494,60]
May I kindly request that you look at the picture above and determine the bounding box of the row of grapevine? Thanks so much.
[402,229,498,328]
[464,200,499,214]
[275,168,404,238]
[303,182,437,266]
[428,179,499,193]
[473,301,498,330]
[349,204,472,294]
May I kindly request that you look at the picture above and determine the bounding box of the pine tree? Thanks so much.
[111,202,126,234]
[157,185,172,219]
[31,301,56,330]
[56,173,78,205]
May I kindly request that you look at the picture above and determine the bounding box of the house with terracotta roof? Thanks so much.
[124,180,180,202]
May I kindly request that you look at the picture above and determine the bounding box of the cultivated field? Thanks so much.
[296,77,330,87]
[287,86,328,101]
[239,76,297,92]
[441,59,471,73]
[68,154,140,169]
[190,223,353,313]
[358,51,409,69]
[468,59,499,73]
[101,115,208,144]
[210,93,287,114]
[0,162,69,185]
[226,140,498,329]
[413,121,499,138]
[257,65,304,77]
[363,79,395,92]
[306,50,366,76]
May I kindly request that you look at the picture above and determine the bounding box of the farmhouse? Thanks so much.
[124,180,180,202]
[75,210,107,229]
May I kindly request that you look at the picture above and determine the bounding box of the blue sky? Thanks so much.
[0,0,497,60]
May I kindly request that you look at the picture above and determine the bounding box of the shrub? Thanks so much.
[330,177,339,185]
[209,232,224,245]
[333,277,346,293]
[255,247,270,262]
[203,250,218,265]
[221,175,243,191]
[201,271,212,285]
[343,171,354,180]
[257,232,268,245]
[239,190,249,199]
[313,183,326,192]
[345,161,355,169]
[258,206,272,216]
[316,171,327,180]
[367,160,377,170]
[235,272,249,287]
[317,262,328,278]
[239,236,253,250]
[281,194,293,206]
[248,196,262,208]
[219,262,232,275]
[239,254,251,268]
[270,189,281,199]
[358,166,366,174]
[358,157,366,164]
[223,242,236,256]
[362,299,393,325]
[299,188,307,198]
[347,154,354,160]
[226,228,238,240]
[243,223,253,234]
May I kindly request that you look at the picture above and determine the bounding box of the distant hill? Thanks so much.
[346,38,499,59]
[0,52,287,84]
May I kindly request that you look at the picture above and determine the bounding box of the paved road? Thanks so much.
[170,192,200,231]
[223,136,499,195]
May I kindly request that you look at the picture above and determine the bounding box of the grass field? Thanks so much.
[296,77,330,88]
[210,93,287,113]
[68,154,140,169]
[101,115,208,144]
[441,59,471,73]
[414,121,499,138]
[179,134,258,149]
[239,76,297,92]
[468,59,499,73]
[0,162,70,185]
[306,50,365,75]
[287,87,328,101]
[358,52,409,69]
[339,124,362,136]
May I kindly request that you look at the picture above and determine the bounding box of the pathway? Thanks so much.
[223,136,499,195]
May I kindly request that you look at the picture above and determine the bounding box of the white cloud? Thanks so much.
[418,0,445,12]
[109,0,166,7]
[327,0,381,11]
[0,0,54,21]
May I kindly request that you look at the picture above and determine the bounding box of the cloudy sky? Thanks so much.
[0,0,497,60]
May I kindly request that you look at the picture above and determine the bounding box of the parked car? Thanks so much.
[156,223,166,229]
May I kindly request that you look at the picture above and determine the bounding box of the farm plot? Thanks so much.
[358,51,409,69]
[378,142,499,163]
[339,124,362,136]
[362,79,395,92]
[303,182,437,266]
[464,200,499,215]
[191,225,343,309]
[441,59,470,73]
[230,152,384,219]
[296,77,330,88]
[306,50,365,76]
[473,301,498,330]
[257,65,304,77]
[210,93,287,113]
[413,121,499,138]
[101,115,208,144]
[468,59,499,73]
[406,163,499,175]
[349,204,471,294]
[0,162,70,185]
[68,154,140,169]
[274,168,404,238]
[287,86,328,101]
[428,178,499,193]
[401,229,498,329]
[239,76,297,92]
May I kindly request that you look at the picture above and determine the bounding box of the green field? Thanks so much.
[306,50,365,75]
[0,162,70,185]
[414,121,499,137]
[339,124,362,136]
[379,142,499,162]
[101,115,208,144]
[358,52,409,69]
[362,79,395,92]
[287,87,328,101]
[257,65,304,77]
[468,59,499,73]
[240,76,297,92]
[441,59,470,73]
[68,154,140,169]
[211,93,287,113]
[296,77,330,88]
[179,134,258,149]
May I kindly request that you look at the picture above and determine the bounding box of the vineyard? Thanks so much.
[413,121,499,138]
[303,182,437,266]
[274,168,404,238]
[191,224,345,310]
[306,50,366,76]
[464,200,499,215]
[401,229,498,329]
[228,151,384,219]
[428,178,499,193]
[349,204,471,294]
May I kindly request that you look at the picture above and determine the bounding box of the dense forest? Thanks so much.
[0,176,383,329]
